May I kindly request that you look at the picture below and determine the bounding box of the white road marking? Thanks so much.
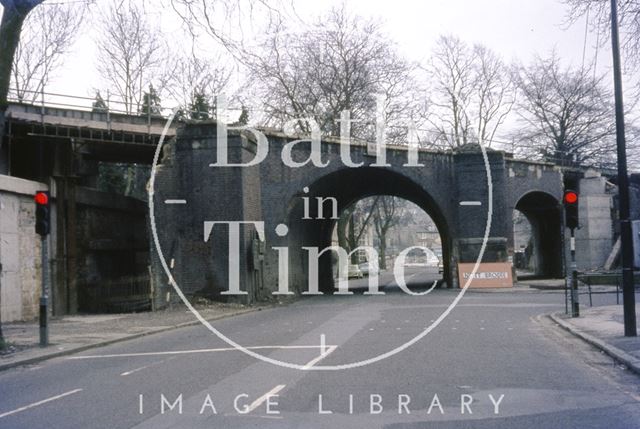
[120,359,167,376]
[121,365,150,376]
[459,201,482,206]
[246,385,286,413]
[67,345,337,360]
[302,345,338,370]
[0,389,83,419]
[164,199,187,204]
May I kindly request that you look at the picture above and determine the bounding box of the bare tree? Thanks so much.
[373,196,400,270]
[95,0,163,114]
[425,35,514,149]
[564,0,640,69]
[169,0,285,56]
[244,6,421,140]
[511,54,636,167]
[10,2,86,102]
[336,197,380,264]
[164,53,232,118]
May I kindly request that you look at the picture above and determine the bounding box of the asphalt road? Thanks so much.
[1,270,639,429]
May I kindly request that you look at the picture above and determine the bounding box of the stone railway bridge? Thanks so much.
[0,101,621,319]
[151,123,582,305]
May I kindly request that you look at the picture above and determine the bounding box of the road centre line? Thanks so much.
[121,365,151,377]
[67,344,339,360]
[0,389,83,419]
[120,357,178,376]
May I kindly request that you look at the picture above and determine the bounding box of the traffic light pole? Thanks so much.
[611,0,637,336]
[570,228,579,318]
[39,235,49,347]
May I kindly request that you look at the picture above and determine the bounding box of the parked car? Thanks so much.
[359,261,379,276]
[348,264,364,279]
[425,254,441,267]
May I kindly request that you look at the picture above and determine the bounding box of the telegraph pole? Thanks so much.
[610,0,637,336]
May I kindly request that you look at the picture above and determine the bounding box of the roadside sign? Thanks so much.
[367,141,377,156]
[457,262,513,288]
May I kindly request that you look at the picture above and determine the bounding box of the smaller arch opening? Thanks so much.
[513,191,563,279]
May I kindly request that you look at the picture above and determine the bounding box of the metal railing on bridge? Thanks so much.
[6,88,181,137]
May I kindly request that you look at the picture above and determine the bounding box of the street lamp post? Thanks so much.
[610,0,637,337]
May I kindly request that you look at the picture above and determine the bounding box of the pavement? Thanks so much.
[550,305,640,376]
[0,300,281,372]
[519,276,640,376]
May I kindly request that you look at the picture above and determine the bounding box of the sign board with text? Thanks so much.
[457,262,513,288]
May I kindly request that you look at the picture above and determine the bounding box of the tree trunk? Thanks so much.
[0,1,42,349]
[0,6,27,176]
[348,212,359,264]
[379,235,387,270]
[336,206,352,251]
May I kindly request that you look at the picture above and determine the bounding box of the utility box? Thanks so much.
[633,220,640,269]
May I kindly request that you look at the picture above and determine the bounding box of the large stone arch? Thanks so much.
[283,166,453,293]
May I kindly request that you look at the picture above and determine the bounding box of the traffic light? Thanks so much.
[35,191,50,236]
[564,190,579,230]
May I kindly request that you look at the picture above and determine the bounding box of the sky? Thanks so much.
[1,0,629,108]
[297,0,600,68]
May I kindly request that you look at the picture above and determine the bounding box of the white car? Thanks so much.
[348,264,364,279]
[359,261,379,276]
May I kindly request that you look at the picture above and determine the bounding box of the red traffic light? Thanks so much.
[34,192,49,205]
[564,191,578,205]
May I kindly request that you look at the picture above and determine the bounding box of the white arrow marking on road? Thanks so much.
[302,334,338,370]
[0,388,83,419]
[245,385,286,413]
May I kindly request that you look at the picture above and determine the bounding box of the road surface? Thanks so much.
[1,270,638,428]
